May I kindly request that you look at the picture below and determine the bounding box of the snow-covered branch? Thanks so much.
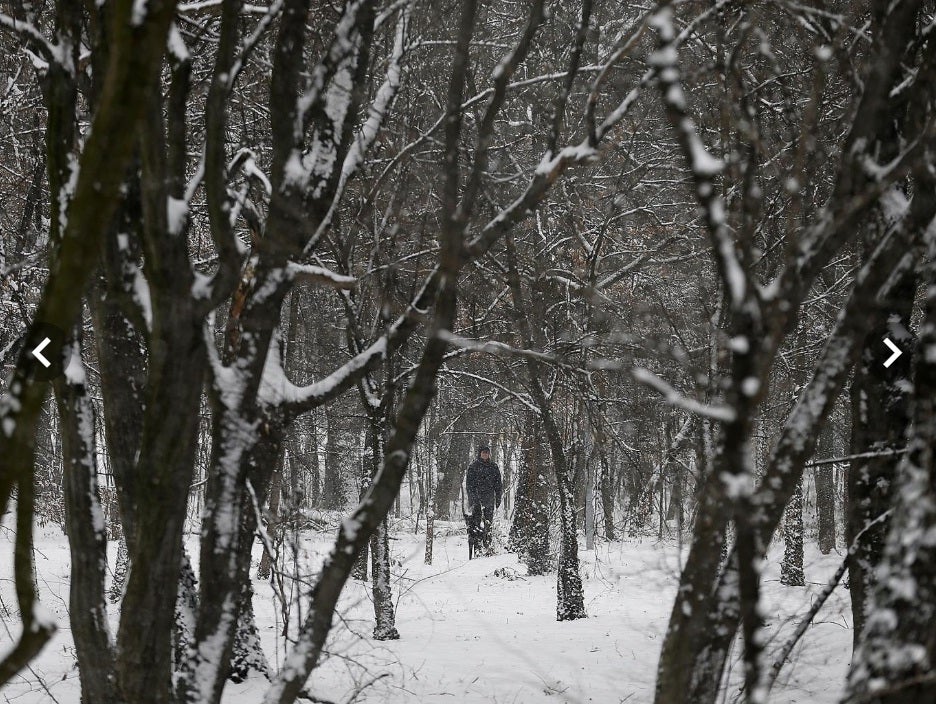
[0,13,69,72]
[649,6,746,308]
[285,262,356,289]
[303,1,410,255]
[632,367,736,422]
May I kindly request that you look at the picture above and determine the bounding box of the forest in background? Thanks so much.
[2,0,936,702]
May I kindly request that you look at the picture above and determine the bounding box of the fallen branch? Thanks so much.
[765,509,893,694]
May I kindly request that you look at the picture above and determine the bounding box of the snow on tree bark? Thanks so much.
[56,334,119,702]
[780,477,805,587]
[847,197,936,702]
[847,263,915,645]
[652,0,932,698]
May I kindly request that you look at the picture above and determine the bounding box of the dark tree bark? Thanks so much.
[227,579,271,684]
[652,0,930,697]
[0,0,183,693]
[814,427,836,554]
[846,188,936,701]
[322,405,350,511]
[435,420,470,519]
[258,467,283,580]
[847,267,915,646]
[56,335,120,702]
[780,477,805,587]
[598,451,616,541]
[510,413,551,575]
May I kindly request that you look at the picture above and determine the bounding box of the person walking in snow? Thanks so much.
[466,445,503,555]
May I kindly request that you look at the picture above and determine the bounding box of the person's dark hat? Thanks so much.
[479,445,491,453]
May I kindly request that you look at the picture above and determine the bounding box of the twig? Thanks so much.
[804,448,907,467]
[765,509,893,694]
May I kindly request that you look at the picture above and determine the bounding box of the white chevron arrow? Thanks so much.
[31,337,51,368]
[883,337,902,368]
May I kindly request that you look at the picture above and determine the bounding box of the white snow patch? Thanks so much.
[741,377,760,397]
[721,471,753,499]
[131,0,148,26]
[63,347,86,386]
[167,196,188,235]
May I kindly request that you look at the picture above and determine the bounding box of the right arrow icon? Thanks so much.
[883,337,903,368]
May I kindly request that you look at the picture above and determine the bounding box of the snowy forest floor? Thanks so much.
[1,520,851,703]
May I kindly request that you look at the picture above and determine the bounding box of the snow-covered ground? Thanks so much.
[1,520,852,703]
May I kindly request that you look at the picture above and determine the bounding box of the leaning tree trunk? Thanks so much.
[503,228,586,620]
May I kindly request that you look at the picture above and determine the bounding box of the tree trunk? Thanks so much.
[845,210,936,701]
[322,405,348,510]
[57,336,119,702]
[172,549,199,694]
[509,413,550,576]
[814,427,836,554]
[110,532,130,604]
[424,450,434,565]
[227,579,271,684]
[780,477,805,586]
[365,405,399,638]
[435,422,470,519]
[585,450,595,550]
[847,267,915,646]
[371,518,400,640]
[501,437,512,515]
[258,468,283,580]
[351,437,371,581]
[599,451,615,541]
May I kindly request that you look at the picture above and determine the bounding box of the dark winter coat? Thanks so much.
[466,458,503,512]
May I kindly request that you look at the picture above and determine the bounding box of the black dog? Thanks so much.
[464,508,485,560]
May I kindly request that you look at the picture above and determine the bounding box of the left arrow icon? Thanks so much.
[25,323,65,381]
[31,337,52,368]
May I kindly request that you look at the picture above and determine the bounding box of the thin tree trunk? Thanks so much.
[424,450,434,565]
[258,468,283,580]
[366,404,399,639]
[814,426,836,554]
[585,448,595,550]
[599,451,615,541]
